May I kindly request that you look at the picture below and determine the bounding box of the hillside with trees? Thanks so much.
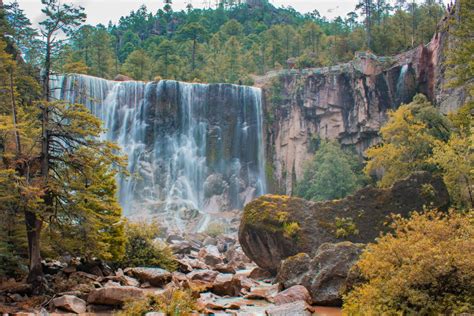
[5,0,445,83]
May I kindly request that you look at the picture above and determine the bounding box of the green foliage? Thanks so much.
[282,221,300,239]
[343,209,474,315]
[118,290,198,316]
[0,33,127,280]
[38,0,445,84]
[204,222,225,237]
[335,217,359,238]
[445,0,474,96]
[121,221,177,271]
[365,96,472,207]
[365,94,451,187]
[121,49,152,80]
[429,103,473,208]
[295,140,365,201]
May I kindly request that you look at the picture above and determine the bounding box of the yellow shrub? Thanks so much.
[343,209,474,315]
[118,290,198,316]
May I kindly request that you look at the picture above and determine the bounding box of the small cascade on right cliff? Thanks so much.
[395,64,414,105]
[51,74,267,232]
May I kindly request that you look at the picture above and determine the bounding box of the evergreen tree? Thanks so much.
[178,22,207,72]
[296,140,364,201]
[121,49,152,80]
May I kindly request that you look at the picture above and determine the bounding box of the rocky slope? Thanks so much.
[0,233,341,315]
[258,9,470,194]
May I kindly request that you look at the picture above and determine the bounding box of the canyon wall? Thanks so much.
[259,14,470,194]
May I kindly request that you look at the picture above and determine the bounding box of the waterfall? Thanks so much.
[50,74,267,232]
[396,64,410,105]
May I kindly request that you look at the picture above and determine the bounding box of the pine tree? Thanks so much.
[121,49,152,80]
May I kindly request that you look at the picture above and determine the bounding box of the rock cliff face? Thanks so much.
[238,172,450,272]
[259,14,470,194]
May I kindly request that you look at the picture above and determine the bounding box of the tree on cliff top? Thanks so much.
[445,0,474,97]
[295,140,365,201]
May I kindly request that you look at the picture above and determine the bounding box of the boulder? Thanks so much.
[104,280,121,287]
[170,241,197,254]
[272,285,311,306]
[244,284,279,300]
[87,286,145,305]
[42,259,66,275]
[176,259,193,273]
[239,172,449,272]
[249,267,274,280]
[265,300,312,316]
[187,269,219,283]
[51,295,86,314]
[214,263,236,274]
[77,259,112,277]
[234,274,259,292]
[275,253,311,286]
[114,74,132,81]
[277,242,364,306]
[224,245,251,269]
[211,274,242,296]
[126,267,172,287]
[203,236,217,246]
[198,245,224,266]
[122,276,140,287]
[181,258,208,270]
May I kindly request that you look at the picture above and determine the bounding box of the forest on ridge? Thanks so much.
[5,0,445,83]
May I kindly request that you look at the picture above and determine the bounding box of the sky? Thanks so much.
[10,0,375,27]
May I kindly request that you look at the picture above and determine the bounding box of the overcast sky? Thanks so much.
[10,0,449,28]
[9,0,380,27]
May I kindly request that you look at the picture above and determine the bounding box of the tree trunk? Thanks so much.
[25,210,45,293]
[9,70,21,155]
[42,36,52,101]
[192,38,196,71]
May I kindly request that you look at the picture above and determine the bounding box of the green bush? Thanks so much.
[334,217,359,238]
[343,209,474,315]
[204,222,225,237]
[295,140,366,201]
[120,221,177,271]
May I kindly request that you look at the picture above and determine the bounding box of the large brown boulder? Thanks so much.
[51,295,86,314]
[277,242,364,306]
[239,172,449,272]
[273,285,312,305]
[87,286,145,305]
[265,300,312,316]
[125,267,172,287]
[210,274,242,296]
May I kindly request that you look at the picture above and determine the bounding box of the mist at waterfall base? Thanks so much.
[51,74,267,233]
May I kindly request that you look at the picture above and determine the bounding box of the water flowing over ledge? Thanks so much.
[51,74,267,232]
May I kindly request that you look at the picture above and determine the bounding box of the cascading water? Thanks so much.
[396,64,411,105]
[51,74,266,232]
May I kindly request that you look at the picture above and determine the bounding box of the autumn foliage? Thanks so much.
[343,210,474,314]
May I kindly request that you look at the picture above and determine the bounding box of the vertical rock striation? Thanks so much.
[259,16,470,194]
